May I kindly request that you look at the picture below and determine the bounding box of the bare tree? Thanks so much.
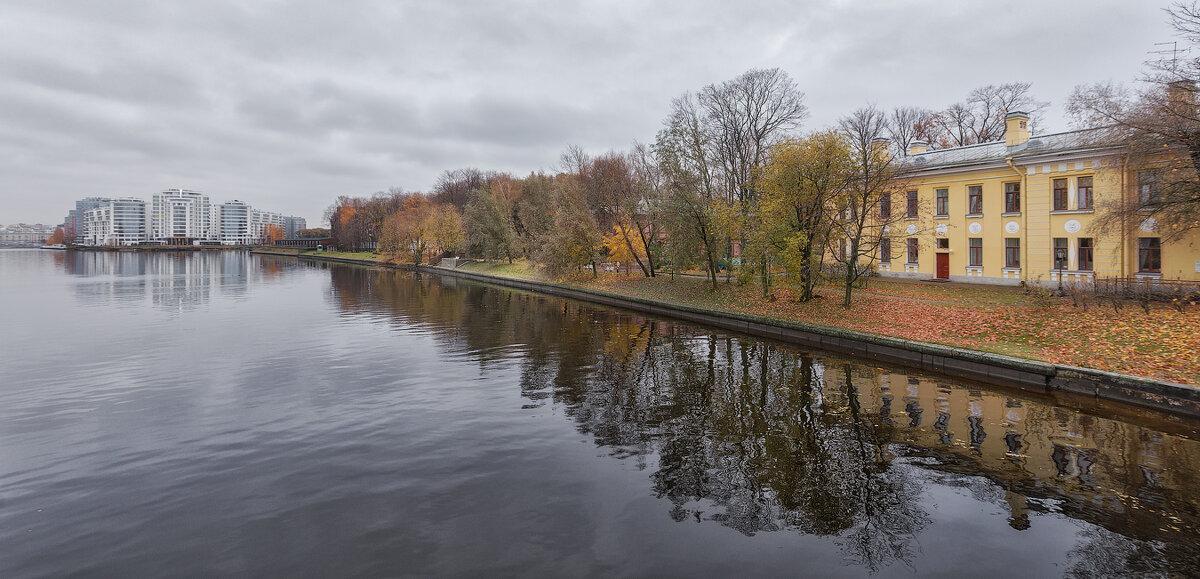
[831,106,912,308]
[887,106,940,154]
[629,141,667,277]
[558,144,590,175]
[935,83,1050,146]
[1065,2,1200,240]
[698,68,808,204]
[698,68,808,286]
[431,168,493,210]
[655,92,725,289]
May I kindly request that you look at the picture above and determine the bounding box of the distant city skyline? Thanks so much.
[0,0,1180,224]
[66,189,305,246]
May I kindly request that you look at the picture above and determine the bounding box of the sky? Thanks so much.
[0,0,1181,226]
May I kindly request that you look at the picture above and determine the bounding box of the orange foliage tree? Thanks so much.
[261,223,284,245]
[379,195,463,265]
[45,227,65,245]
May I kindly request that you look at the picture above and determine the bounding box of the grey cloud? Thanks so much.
[0,0,1179,225]
[2,56,206,109]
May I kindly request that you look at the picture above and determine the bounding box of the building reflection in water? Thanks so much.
[61,251,293,311]
[323,265,1200,575]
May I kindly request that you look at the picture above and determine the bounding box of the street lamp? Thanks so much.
[1054,247,1067,296]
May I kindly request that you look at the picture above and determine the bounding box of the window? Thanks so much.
[967,185,983,215]
[968,238,983,267]
[1138,172,1160,206]
[1138,238,1161,273]
[1076,176,1093,210]
[935,188,948,216]
[1005,238,1020,268]
[906,190,918,218]
[1053,178,1068,210]
[936,238,949,249]
[1078,238,1093,271]
[880,238,891,262]
[1004,182,1020,213]
[906,238,918,264]
[879,194,891,220]
[1053,238,1068,269]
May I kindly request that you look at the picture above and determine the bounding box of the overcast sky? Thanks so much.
[0,0,1180,226]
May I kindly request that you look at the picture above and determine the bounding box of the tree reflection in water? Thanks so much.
[329,265,1200,575]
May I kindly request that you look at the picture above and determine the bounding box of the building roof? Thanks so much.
[908,127,1124,170]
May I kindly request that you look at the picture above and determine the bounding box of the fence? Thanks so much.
[1093,276,1200,302]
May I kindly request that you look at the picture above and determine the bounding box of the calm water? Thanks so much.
[1,249,1199,577]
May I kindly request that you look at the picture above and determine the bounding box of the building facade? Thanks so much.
[65,190,305,246]
[151,189,211,244]
[283,215,307,238]
[63,197,111,242]
[0,224,57,245]
[876,112,1200,284]
[217,201,252,245]
[83,198,148,246]
[249,209,285,242]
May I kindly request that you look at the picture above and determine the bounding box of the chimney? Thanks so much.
[1168,80,1197,118]
[908,140,928,156]
[1005,111,1030,147]
[870,137,891,162]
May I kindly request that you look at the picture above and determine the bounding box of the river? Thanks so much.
[1,249,1197,577]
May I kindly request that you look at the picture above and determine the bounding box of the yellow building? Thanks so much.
[877,112,1200,285]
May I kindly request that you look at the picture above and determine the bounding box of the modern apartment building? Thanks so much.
[283,215,307,238]
[249,209,285,242]
[151,189,211,244]
[217,201,253,245]
[63,197,111,241]
[66,190,305,246]
[875,112,1200,284]
[82,198,149,246]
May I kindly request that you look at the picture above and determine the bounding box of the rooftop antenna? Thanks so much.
[1150,41,1181,72]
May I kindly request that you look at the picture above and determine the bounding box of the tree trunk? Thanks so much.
[842,238,859,308]
[705,243,718,291]
[799,234,816,302]
[636,224,657,277]
[724,237,733,284]
[620,227,650,277]
[760,252,771,298]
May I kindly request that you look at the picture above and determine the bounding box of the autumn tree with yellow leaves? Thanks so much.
[757,130,854,301]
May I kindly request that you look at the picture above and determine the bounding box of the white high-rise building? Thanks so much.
[218,201,252,245]
[250,209,286,242]
[82,198,148,246]
[63,197,111,242]
[65,190,304,246]
[151,189,211,243]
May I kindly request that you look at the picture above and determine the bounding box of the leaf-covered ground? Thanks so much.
[459,260,1200,385]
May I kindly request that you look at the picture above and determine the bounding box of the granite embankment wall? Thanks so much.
[253,250,1200,418]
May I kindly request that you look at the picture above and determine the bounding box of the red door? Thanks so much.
[936,253,950,279]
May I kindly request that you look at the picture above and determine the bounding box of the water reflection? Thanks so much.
[329,265,1200,575]
[59,250,292,311]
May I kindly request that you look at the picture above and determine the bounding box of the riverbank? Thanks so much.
[251,249,1200,417]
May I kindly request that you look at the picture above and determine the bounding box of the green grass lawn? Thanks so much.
[319,250,387,262]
